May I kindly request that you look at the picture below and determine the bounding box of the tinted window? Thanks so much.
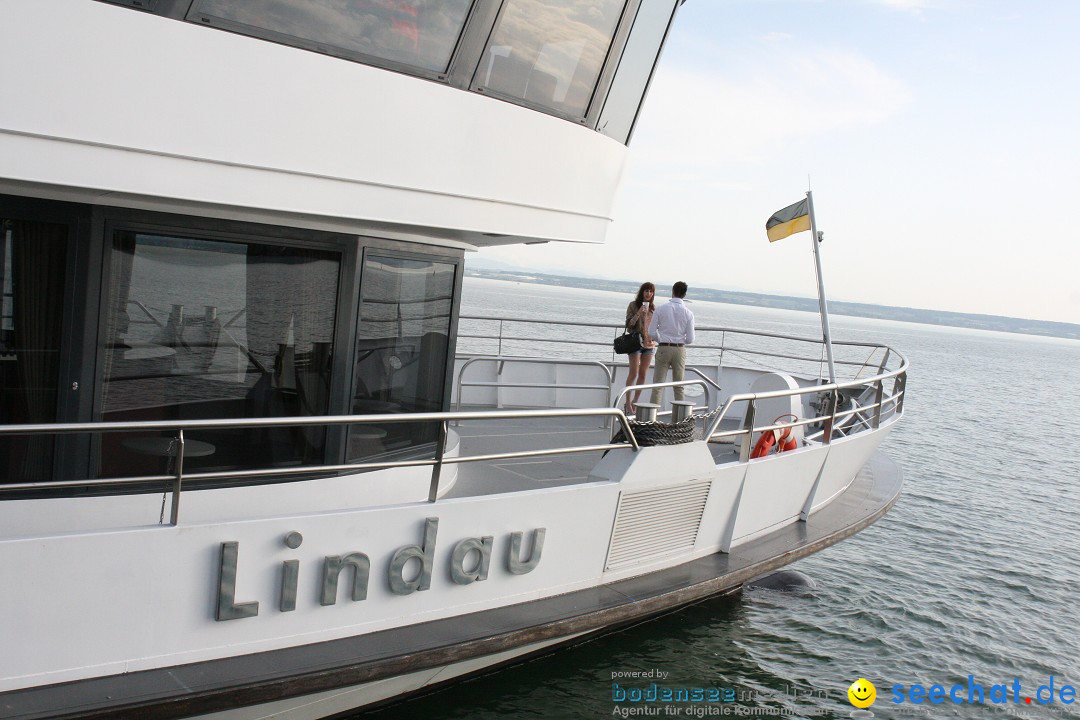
[350,254,454,461]
[597,0,674,143]
[0,219,67,482]
[99,232,340,478]
[476,0,627,118]
[189,0,474,75]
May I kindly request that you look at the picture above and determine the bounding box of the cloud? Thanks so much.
[630,38,912,169]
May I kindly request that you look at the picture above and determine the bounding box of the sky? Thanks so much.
[477,0,1080,325]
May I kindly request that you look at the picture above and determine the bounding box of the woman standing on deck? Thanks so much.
[623,282,657,414]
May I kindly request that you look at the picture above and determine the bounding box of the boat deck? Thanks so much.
[448,410,742,497]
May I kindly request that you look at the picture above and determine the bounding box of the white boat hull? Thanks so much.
[0,439,902,719]
[191,632,588,720]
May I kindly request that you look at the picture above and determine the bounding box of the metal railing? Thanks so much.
[458,314,907,461]
[0,408,639,525]
[611,379,713,417]
[704,374,906,461]
[1,317,907,523]
[454,356,614,413]
[456,354,723,417]
[458,314,902,382]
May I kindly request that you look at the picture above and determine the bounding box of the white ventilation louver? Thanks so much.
[606,481,711,570]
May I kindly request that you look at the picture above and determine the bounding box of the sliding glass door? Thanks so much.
[97,230,342,478]
[349,252,457,461]
[0,197,463,489]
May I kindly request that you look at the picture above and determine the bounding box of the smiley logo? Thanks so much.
[848,678,876,708]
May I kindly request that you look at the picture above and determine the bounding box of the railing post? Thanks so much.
[497,320,503,357]
[894,373,906,415]
[822,389,838,445]
[738,399,757,462]
[878,348,891,375]
[872,380,884,429]
[170,429,185,526]
[428,420,448,503]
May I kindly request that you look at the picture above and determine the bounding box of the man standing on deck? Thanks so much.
[648,281,695,406]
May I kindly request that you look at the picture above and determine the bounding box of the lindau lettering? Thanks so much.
[215,518,546,621]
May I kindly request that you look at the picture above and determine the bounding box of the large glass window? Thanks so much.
[596,0,674,144]
[350,254,454,461]
[0,219,67,482]
[99,231,341,478]
[188,0,474,75]
[476,0,627,118]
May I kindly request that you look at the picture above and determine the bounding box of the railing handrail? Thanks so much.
[611,379,712,413]
[459,315,906,393]
[0,408,633,437]
[0,408,640,525]
[453,316,909,464]
[454,356,614,413]
[460,313,907,360]
[703,365,907,442]
[463,336,883,371]
[3,316,909,525]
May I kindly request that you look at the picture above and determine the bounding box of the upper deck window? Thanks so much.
[474,0,628,119]
[188,0,474,76]
[99,0,672,140]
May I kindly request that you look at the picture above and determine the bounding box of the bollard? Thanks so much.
[634,402,660,423]
[670,401,695,424]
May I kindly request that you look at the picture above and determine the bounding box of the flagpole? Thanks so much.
[806,190,837,383]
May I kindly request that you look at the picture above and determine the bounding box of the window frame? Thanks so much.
[92,0,651,139]
[93,209,360,480]
[80,213,465,485]
[595,0,679,144]
[469,0,639,124]
[0,195,94,484]
[0,203,465,494]
[184,0,479,83]
[351,238,464,428]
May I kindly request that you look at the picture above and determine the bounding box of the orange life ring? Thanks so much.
[750,415,799,458]
[778,430,798,453]
[750,429,776,458]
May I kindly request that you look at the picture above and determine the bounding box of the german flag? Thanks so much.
[766,199,810,242]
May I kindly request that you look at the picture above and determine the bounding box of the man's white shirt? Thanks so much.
[649,297,695,345]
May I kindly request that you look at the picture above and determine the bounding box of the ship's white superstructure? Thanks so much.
[0,2,906,718]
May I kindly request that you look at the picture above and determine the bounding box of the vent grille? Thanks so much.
[606,481,711,570]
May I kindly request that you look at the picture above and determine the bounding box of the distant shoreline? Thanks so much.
[465,269,1080,341]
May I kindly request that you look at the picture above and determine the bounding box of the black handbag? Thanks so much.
[613,329,642,355]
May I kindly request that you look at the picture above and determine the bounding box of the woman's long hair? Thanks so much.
[634,282,656,312]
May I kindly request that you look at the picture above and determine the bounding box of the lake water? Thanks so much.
[363,277,1080,720]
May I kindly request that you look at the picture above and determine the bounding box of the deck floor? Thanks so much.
[447,408,742,497]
